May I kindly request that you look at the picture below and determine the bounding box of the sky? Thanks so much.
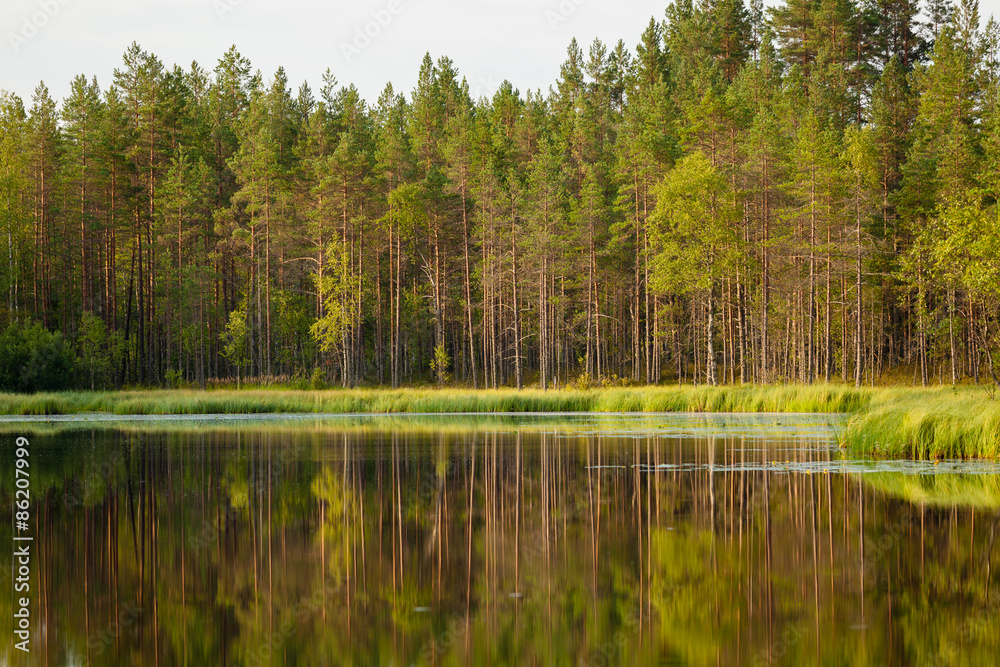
[0,0,670,106]
[1,0,999,108]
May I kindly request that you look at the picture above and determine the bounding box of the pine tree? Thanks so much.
[227,69,295,380]
[705,0,753,81]
[156,147,212,384]
[770,0,817,75]
[3,16,1000,390]
[0,93,28,322]
[62,75,104,320]
[441,79,479,386]
[322,84,374,385]
[25,83,62,327]
[373,83,414,387]
[113,43,168,382]
[614,18,678,382]
[844,126,879,386]
[866,0,927,69]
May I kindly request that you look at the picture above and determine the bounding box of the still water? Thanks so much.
[1,413,998,666]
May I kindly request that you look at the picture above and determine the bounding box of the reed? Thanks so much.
[839,387,1000,460]
[0,385,875,416]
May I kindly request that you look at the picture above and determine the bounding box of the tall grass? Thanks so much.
[840,387,1000,460]
[0,385,875,417]
[0,384,997,459]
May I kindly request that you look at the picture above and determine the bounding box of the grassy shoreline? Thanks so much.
[0,384,994,459]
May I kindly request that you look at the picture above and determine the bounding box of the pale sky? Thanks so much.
[1,0,999,108]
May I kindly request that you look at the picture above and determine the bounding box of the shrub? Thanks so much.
[309,367,327,390]
[0,322,77,393]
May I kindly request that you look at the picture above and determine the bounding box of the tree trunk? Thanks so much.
[855,201,863,388]
[949,287,957,386]
[512,216,523,390]
[808,167,817,383]
[706,286,717,386]
[461,183,478,389]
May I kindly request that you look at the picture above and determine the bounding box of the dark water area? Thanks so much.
[0,413,998,666]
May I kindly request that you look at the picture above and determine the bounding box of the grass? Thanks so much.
[839,387,1000,460]
[0,383,995,459]
[0,384,876,416]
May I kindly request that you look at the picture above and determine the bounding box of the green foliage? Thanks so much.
[844,126,880,190]
[221,298,250,380]
[310,239,359,356]
[78,312,124,390]
[272,289,315,374]
[0,322,77,393]
[842,387,1000,459]
[649,151,739,294]
[309,367,327,390]
[429,344,451,385]
[164,368,185,389]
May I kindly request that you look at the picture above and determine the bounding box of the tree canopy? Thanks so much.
[1,0,998,390]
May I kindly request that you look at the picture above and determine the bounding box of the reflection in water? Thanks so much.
[0,415,997,665]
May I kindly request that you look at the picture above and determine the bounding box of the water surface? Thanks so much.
[1,413,997,665]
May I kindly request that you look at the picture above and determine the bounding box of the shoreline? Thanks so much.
[0,384,993,459]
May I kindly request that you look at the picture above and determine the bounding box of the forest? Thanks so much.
[0,0,998,391]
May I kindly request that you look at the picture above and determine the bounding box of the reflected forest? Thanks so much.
[3,0,1000,390]
[0,419,997,665]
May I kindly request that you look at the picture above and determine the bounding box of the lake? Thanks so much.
[1,413,998,665]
